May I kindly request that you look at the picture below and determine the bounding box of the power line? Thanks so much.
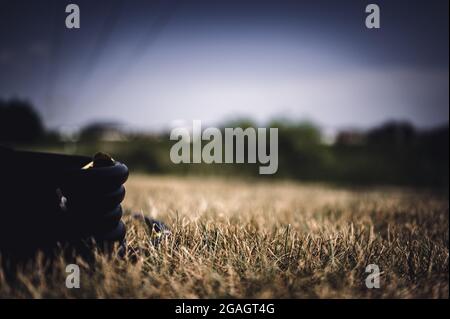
[45,0,64,123]
[69,0,125,112]
[100,0,180,102]
[59,0,180,126]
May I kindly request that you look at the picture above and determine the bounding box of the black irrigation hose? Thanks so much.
[0,146,128,261]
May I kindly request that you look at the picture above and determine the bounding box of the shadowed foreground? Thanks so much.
[0,175,448,298]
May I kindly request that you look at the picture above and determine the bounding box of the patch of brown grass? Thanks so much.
[1,175,448,298]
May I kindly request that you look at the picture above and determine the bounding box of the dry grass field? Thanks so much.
[0,175,448,298]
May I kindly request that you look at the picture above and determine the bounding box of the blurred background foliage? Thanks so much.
[1,98,448,189]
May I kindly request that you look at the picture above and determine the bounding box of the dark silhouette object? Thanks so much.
[0,99,44,144]
[0,146,128,267]
[132,214,171,246]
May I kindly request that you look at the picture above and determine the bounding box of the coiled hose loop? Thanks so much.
[0,147,128,261]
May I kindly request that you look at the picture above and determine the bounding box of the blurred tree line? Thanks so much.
[0,99,44,144]
[1,98,448,189]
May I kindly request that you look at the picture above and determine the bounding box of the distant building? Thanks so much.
[335,130,365,146]
[77,122,128,142]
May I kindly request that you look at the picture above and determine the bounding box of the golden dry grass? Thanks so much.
[1,175,448,298]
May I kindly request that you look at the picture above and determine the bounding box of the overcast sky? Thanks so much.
[0,0,448,131]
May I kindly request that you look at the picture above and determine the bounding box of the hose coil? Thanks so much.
[0,147,128,260]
